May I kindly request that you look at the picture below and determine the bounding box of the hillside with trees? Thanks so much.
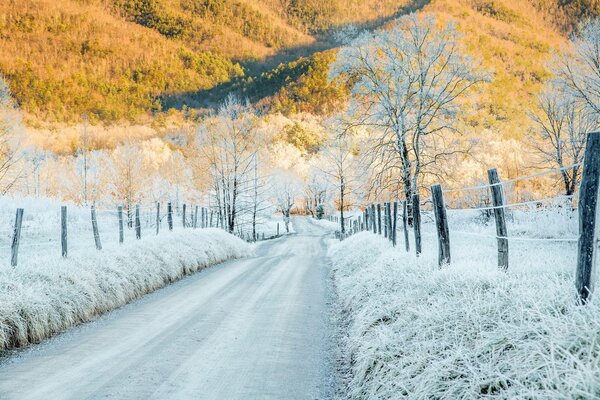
[1,0,600,141]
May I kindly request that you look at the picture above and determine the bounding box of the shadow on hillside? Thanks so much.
[160,0,430,112]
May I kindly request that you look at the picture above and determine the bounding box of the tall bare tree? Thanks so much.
[554,18,600,119]
[320,124,357,234]
[330,13,489,204]
[197,94,260,233]
[0,75,22,194]
[529,89,597,195]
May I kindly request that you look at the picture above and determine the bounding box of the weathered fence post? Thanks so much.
[91,205,102,250]
[371,204,376,234]
[194,205,199,228]
[182,204,187,228]
[11,208,23,267]
[118,205,124,243]
[488,168,508,270]
[403,200,410,252]
[392,201,398,247]
[383,203,388,238]
[576,131,600,303]
[386,202,392,242]
[377,204,382,235]
[432,184,450,266]
[277,223,280,236]
[135,204,141,239]
[167,202,173,231]
[61,206,67,257]
[155,202,160,235]
[412,194,422,256]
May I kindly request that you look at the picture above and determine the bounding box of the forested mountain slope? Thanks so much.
[1,0,598,131]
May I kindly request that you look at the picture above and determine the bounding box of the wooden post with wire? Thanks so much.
[194,205,199,228]
[11,208,23,267]
[377,204,382,235]
[412,194,422,256]
[392,201,398,247]
[432,184,450,266]
[118,205,124,243]
[371,204,376,234]
[182,204,187,228]
[155,202,160,235]
[61,206,67,257]
[386,202,392,242]
[576,131,600,304]
[91,205,102,250]
[383,203,388,238]
[488,168,508,270]
[135,205,141,239]
[167,202,173,231]
[402,200,410,252]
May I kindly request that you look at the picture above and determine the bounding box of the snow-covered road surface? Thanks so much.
[0,218,334,400]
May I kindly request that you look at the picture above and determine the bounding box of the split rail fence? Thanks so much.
[334,131,600,304]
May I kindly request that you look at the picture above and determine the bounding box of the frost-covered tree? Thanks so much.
[330,13,489,205]
[272,171,300,233]
[529,88,597,196]
[0,76,22,194]
[304,166,329,218]
[320,121,358,234]
[197,94,260,233]
[554,18,600,119]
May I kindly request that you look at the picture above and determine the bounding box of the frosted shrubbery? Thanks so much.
[331,217,600,398]
[0,228,251,351]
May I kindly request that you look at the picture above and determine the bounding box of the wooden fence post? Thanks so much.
[135,204,141,239]
[377,204,382,235]
[386,202,392,242]
[61,206,67,258]
[576,131,600,303]
[412,194,422,256]
[403,200,410,252]
[91,205,102,250]
[182,204,187,228]
[432,184,450,266]
[11,208,23,267]
[118,205,124,243]
[277,223,280,236]
[371,205,376,233]
[384,203,389,239]
[168,202,173,231]
[488,168,508,270]
[392,201,398,247]
[194,206,199,228]
[155,202,160,235]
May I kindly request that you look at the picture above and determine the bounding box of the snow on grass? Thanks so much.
[0,228,251,351]
[311,218,339,231]
[330,212,600,399]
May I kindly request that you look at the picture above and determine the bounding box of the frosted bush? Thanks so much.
[331,223,600,399]
[0,228,251,351]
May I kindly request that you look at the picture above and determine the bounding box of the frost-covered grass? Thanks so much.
[0,228,251,351]
[331,209,600,399]
[311,217,339,231]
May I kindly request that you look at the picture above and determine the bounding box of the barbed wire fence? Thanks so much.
[3,199,286,268]
[336,131,600,305]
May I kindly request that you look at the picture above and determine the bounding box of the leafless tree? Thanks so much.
[554,18,600,119]
[272,173,298,233]
[304,167,329,218]
[320,124,358,234]
[330,13,489,205]
[197,94,260,234]
[529,89,597,195]
[0,75,22,194]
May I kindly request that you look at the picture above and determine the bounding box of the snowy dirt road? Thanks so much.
[0,218,335,400]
